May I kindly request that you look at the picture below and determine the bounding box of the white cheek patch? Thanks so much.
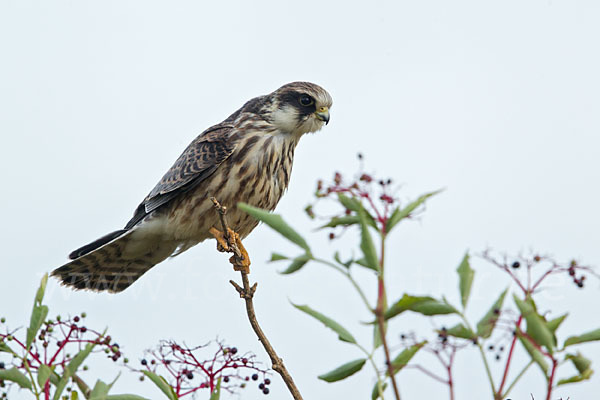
[271,105,300,133]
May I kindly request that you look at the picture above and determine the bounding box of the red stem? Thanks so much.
[546,359,558,400]
[447,349,455,400]
[497,316,523,398]
[48,325,75,365]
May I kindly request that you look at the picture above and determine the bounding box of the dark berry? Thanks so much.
[245,376,250,381]
[488,345,494,351]
[329,233,335,240]
[495,355,501,361]
[259,383,265,390]
[112,354,118,362]
[511,261,520,269]
[534,255,541,262]
[0,362,4,369]
[231,347,238,354]
[264,378,271,385]
[252,374,259,381]
[73,316,80,323]
[186,372,193,380]
[223,376,229,383]
[242,358,248,364]
[141,359,147,366]
[263,388,270,395]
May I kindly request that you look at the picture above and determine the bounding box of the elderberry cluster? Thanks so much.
[307,153,400,239]
[134,340,271,397]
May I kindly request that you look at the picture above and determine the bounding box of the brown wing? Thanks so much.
[125,125,237,229]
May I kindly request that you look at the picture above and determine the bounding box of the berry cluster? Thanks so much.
[0,312,122,399]
[307,153,400,238]
[134,340,270,397]
[483,251,597,295]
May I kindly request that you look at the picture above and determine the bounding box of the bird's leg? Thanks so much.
[209,227,251,274]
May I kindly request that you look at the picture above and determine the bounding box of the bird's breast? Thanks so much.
[166,132,298,241]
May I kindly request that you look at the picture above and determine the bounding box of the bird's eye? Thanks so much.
[299,95,314,106]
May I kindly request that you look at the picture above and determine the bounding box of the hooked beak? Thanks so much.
[315,106,330,125]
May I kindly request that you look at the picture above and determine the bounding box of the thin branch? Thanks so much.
[211,198,303,400]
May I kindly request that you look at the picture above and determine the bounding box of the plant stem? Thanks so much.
[357,343,386,400]
[546,359,558,400]
[447,348,456,400]
[496,316,523,399]
[457,312,497,397]
[313,257,373,312]
[374,233,401,400]
[502,361,533,398]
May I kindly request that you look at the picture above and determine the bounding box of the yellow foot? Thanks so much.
[209,227,251,274]
[209,227,236,253]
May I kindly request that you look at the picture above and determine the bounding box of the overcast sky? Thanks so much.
[1,1,600,399]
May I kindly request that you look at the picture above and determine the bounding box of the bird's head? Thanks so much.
[267,82,333,136]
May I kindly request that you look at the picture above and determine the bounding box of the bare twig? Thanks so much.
[210,198,303,400]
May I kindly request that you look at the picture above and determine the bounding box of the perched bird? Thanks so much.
[52,82,332,293]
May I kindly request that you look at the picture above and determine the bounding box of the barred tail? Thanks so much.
[52,232,176,293]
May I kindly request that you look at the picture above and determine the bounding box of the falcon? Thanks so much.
[51,82,332,293]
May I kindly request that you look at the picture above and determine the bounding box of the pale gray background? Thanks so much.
[1,0,599,399]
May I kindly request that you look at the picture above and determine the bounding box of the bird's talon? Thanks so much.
[210,227,230,252]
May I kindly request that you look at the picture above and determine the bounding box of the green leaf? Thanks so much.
[37,364,52,388]
[0,341,16,355]
[319,215,360,229]
[26,304,49,350]
[35,273,49,305]
[566,352,592,374]
[371,382,388,400]
[558,354,593,385]
[269,253,288,262]
[513,295,554,353]
[142,371,177,400]
[564,328,600,347]
[0,367,33,390]
[292,303,356,344]
[445,324,477,340]
[333,252,352,268]
[546,314,568,333]
[318,358,366,382]
[337,193,361,212]
[386,190,442,233]
[557,369,593,385]
[238,203,310,252]
[54,342,96,400]
[209,378,221,400]
[390,341,426,374]
[89,379,111,400]
[279,254,311,274]
[518,333,549,375]
[476,288,507,338]
[385,294,457,320]
[358,206,380,272]
[456,252,474,309]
